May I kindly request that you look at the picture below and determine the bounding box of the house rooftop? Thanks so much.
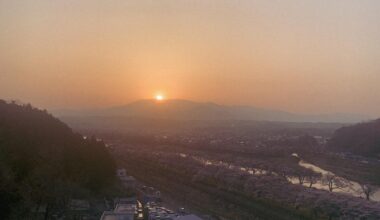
[114,204,136,213]
[100,211,134,220]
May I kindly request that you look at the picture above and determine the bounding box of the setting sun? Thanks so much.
[155,94,164,101]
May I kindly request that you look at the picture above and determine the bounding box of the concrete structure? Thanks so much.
[116,168,137,189]
[100,211,134,220]
[114,203,136,214]
[119,175,137,189]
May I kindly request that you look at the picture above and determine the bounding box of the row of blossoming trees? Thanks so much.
[119,146,380,219]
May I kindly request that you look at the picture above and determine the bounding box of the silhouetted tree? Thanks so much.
[322,173,349,192]
[359,183,377,201]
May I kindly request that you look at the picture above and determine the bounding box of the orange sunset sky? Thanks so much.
[1,0,380,115]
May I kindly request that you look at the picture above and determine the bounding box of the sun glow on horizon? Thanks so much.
[155,94,164,101]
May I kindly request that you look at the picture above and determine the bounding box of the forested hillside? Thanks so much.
[328,119,380,157]
[0,100,115,219]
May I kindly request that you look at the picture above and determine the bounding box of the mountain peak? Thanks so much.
[51,99,372,123]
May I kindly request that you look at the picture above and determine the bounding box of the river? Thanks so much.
[180,152,380,202]
[293,153,380,202]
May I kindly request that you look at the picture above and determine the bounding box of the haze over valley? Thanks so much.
[53,99,371,123]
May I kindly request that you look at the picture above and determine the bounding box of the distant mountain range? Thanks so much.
[52,99,371,123]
